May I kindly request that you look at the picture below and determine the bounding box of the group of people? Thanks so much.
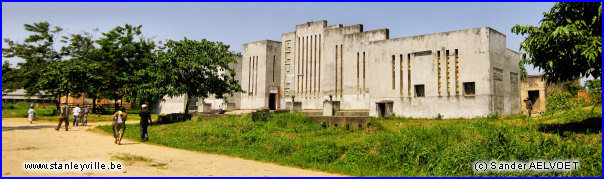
[70,104,90,126]
[53,103,152,145]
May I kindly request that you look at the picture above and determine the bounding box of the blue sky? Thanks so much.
[3,2,555,76]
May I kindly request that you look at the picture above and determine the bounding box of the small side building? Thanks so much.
[520,74,577,114]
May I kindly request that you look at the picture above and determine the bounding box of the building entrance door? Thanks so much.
[528,90,540,111]
[269,93,276,110]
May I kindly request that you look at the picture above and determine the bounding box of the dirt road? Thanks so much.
[2,118,344,177]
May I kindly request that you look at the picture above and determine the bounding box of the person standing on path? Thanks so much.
[523,97,533,117]
[81,105,89,126]
[72,104,81,126]
[139,104,152,142]
[27,104,35,124]
[112,107,127,145]
[55,103,69,131]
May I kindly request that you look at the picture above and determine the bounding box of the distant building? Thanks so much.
[159,20,522,118]
[2,89,55,104]
[520,74,580,113]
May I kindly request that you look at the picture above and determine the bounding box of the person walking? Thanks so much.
[139,104,152,142]
[81,105,89,126]
[55,102,69,131]
[112,107,127,145]
[27,104,35,124]
[523,97,533,117]
[72,104,81,126]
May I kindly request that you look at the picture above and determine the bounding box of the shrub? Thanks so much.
[545,89,581,113]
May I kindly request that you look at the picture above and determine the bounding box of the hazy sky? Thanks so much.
[2,2,555,75]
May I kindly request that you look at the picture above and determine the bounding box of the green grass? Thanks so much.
[96,107,601,177]
[2,102,56,118]
[2,102,157,122]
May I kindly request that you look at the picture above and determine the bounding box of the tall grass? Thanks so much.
[2,102,55,118]
[97,107,601,177]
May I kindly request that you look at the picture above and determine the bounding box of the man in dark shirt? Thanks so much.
[523,97,533,117]
[139,104,152,142]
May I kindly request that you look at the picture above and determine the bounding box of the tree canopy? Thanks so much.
[512,2,602,84]
[152,38,243,114]
[4,21,243,115]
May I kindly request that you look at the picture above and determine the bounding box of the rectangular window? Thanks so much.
[305,36,308,95]
[255,56,258,96]
[272,56,275,82]
[392,55,395,90]
[437,51,441,94]
[297,37,300,95]
[318,34,321,93]
[400,54,403,94]
[446,50,450,94]
[415,85,425,97]
[248,57,251,93]
[357,52,360,94]
[309,35,313,94]
[455,49,459,94]
[362,51,365,95]
[408,54,411,96]
[335,45,338,96]
[510,72,518,83]
[340,44,343,96]
[463,82,475,96]
[314,34,317,95]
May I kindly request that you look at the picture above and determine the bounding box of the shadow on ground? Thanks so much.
[2,125,58,131]
[539,117,602,137]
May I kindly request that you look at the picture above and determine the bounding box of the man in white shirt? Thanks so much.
[27,103,35,124]
[72,104,81,126]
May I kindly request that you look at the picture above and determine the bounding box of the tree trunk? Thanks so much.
[55,95,61,116]
[114,99,118,112]
[184,94,190,116]
[92,96,97,114]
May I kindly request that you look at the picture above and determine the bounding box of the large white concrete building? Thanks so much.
[157,20,522,118]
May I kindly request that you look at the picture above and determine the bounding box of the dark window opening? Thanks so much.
[414,85,425,97]
[463,82,475,96]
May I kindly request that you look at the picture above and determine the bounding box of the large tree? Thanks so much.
[2,22,65,111]
[512,2,601,84]
[95,24,155,110]
[154,38,243,115]
[60,31,105,112]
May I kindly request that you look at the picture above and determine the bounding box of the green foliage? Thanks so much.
[486,112,500,119]
[1,102,55,118]
[518,61,527,80]
[585,79,602,105]
[512,2,602,84]
[97,110,601,177]
[152,38,243,114]
[562,79,584,96]
[96,24,156,107]
[2,61,24,93]
[545,89,586,113]
[2,21,63,99]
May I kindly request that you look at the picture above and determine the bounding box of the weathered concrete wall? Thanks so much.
[245,21,521,118]
[366,28,496,118]
[240,40,282,109]
[489,29,522,115]
[152,95,187,114]
[520,75,566,113]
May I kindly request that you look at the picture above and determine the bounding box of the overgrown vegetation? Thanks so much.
[2,102,54,118]
[2,101,154,122]
[97,107,601,177]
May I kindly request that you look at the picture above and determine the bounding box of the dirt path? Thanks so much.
[2,118,345,177]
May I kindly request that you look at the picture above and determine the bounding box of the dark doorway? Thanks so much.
[377,103,386,117]
[269,93,276,110]
[528,90,540,108]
